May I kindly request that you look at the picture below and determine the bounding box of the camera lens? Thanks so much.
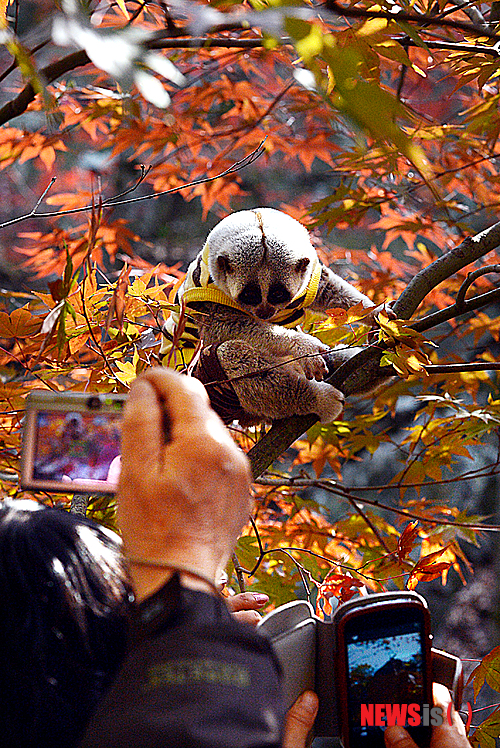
[86,396,102,410]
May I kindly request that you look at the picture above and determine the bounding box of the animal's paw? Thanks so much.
[290,337,330,381]
[313,382,345,423]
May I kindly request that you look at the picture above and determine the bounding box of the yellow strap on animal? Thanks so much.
[161,245,323,369]
[271,261,322,327]
[182,284,247,311]
[182,247,322,321]
[300,260,322,307]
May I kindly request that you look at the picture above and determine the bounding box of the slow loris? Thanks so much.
[161,208,379,426]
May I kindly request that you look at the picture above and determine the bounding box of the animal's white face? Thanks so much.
[207,208,318,320]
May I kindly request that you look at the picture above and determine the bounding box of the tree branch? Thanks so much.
[425,363,500,373]
[3,0,499,128]
[455,264,500,309]
[393,220,500,319]
[255,476,500,532]
[407,39,500,58]
[0,35,271,127]
[148,36,269,50]
[0,141,266,229]
[0,50,90,126]
[411,287,500,332]
[324,0,500,40]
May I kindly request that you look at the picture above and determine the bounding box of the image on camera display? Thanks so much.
[31,409,121,487]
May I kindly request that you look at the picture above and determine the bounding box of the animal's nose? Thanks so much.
[255,303,276,320]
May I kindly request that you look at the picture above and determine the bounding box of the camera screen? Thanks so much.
[31,409,122,489]
[345,608,428,747]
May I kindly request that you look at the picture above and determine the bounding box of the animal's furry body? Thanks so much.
[161,208,376,425]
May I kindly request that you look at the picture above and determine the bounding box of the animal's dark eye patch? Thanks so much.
[238,282,262,306]
[295,257,310,274]
[217,256,233,274]
[268,283,291,305]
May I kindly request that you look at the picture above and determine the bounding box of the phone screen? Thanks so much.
[344,607,431,748]
[28,408,122,492]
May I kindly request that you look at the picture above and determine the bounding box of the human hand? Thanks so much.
[118,367,251,600]
[282,691,318,748]
[225,591,269,626]
[384,683,470,748]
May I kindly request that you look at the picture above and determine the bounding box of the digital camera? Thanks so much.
[21,390,126,494]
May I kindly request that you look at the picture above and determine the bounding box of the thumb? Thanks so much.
[384,725,419,748]
[282,691,319,748]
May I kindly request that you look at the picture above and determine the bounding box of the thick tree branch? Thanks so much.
[248,220,500,479]
[0,49,90,126]
[393,220,500,319]
[0,37,269,127]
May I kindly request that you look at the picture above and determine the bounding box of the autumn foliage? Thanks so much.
[1,0,500,740]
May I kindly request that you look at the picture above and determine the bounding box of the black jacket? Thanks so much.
[79,575,285,748]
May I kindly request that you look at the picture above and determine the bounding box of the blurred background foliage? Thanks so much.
[1,0,500,740]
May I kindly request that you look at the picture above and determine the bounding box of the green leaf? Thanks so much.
[470,706,500,748]
[396,21,430,51]
[468,645,500,701]
[321,43,433,182]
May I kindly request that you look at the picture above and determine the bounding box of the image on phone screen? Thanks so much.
[345,608,430,748]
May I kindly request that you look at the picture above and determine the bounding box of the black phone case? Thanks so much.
[258,598,463,739]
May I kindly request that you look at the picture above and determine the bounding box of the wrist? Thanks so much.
[124,554,220,601]
[121,534,226,576]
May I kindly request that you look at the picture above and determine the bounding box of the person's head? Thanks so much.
[0,499,131,748]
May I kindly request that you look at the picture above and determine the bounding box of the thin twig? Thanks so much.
[344,493,391,553]
[231,552,246,592]
[0,142,266,229]
[255,476,500,532]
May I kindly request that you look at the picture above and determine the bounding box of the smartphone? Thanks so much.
[21,390,126,494]
[335,591,433,748]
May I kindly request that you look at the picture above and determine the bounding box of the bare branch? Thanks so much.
[411,287,500,332]
[445,0,487,28]
[231,551,246,592]
[455,264,500,309]
[407,39,500,57]
[393,221,500,320]
[324,0,500,40]
[148,36,269,50]
[255,476,500,532]
[0,142,266,230]
[344,494,392,553]
[425,362,500,373]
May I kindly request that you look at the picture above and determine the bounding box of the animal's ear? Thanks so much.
[295,257,310,274]
[217,255,233,274]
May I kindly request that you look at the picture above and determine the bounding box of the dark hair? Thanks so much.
[0,499,131,748]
